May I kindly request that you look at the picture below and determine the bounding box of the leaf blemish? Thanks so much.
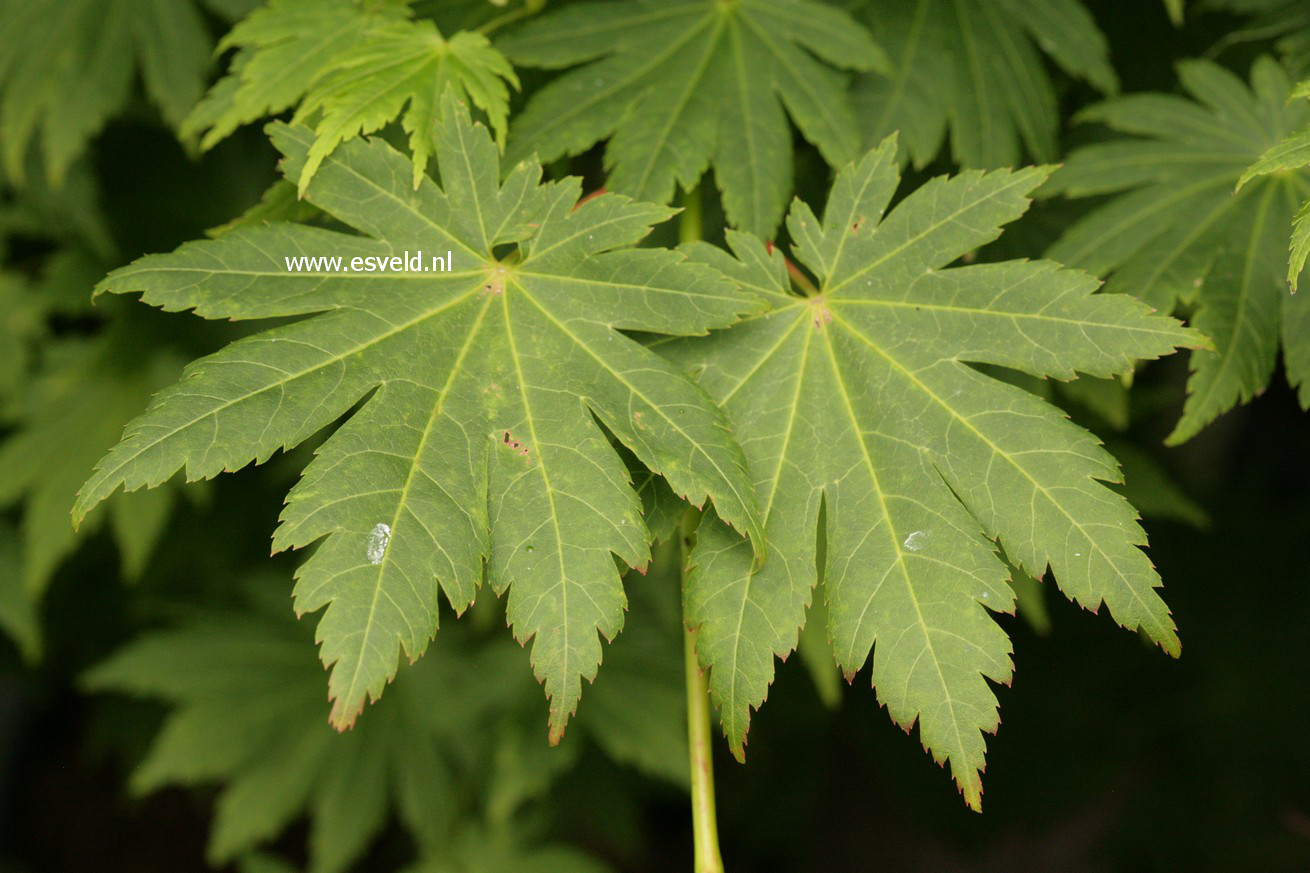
[807,295,833,329]
[366,523,391,565]
[902,530,928,551]
[501,430,530,459]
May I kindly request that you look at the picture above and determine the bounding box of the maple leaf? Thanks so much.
[847,0,1117,170]
[0,0,225,185]
[293,19,517,193]
[1047,58,1310,439]
[82,598,576,873]
[499,0,890,237]
[1240,77,1310,291]
[74,94,763,739]
[183,0,518,193]
[657,137,1201,809]
[1205,0,1310,60]
[0,317,186,608]
[0,522,38,661]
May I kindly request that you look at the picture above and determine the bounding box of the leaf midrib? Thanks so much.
[333,293,495,720]
[818,322,978,798]
[76,279,485,517]
[512,277,761,550]
[829,308,1175,648]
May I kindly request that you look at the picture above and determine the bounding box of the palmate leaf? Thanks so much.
[500,0,890,238]
[847,0,1117,170]
[1047,58,1310,438]
[74,95,762,739]
[183,0,517,193]
[182,0,409,151]
[0,0,222,185]
[82,597,584,873]
[658,138,1200,809]
[0,327,185,605]
[1239,77,1310,302]
[1204,0,1310,64]
[292,20,517,193]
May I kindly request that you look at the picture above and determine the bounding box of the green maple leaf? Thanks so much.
[182,0,408,150]
[0,324,185,606]
[847,0,1117,170]
[1240,76,1310,302]
[0,270,45,409]
[657,137,1200,809]
[0,0,221,185]
[293,19,517,193]
[82,599,563,873]
[74,95,762,738]
[1047,58,1310,439]
[1204,0,1310,61]
[0,522,38,661]
[183,0,518,193]
[499,0,890,237]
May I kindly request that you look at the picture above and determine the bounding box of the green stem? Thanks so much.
[678,188,725,872]
[681,510,725,873]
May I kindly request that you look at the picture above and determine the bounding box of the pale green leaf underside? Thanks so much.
[501,0,889,237]
[76,97,762,738]
[1048,58,1310,442]
[0,0,211,185]
[661,138,1197,809]
[850,0,1117,170]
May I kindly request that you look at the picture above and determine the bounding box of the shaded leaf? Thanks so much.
[1048,58,1310,441]
[501,0,889,237]
[0,0,212,185]
[849,0,1117,169]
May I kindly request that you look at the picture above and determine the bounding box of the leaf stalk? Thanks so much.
[682,508,726,873]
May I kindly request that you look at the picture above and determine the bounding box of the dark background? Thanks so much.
[2,1,1308,871]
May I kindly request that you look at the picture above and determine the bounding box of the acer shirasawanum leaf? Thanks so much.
[499,0,890,238]
[182,0,408,150]
[1047,58,1310,437]
[847,0,1117,170]
[82,593,590,873]
[0,0,219,185]
[657,137,1201,809]
[1239,77,1310,294]
[0,322,186,606]
[183,0,518,192]
[75,94,763,740]
[1204,0,1310,62]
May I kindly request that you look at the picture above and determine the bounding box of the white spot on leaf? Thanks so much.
[903,530,928,552]
[367,523,391,565]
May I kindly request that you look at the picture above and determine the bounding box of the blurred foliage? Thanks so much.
[0,1,1308,872]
